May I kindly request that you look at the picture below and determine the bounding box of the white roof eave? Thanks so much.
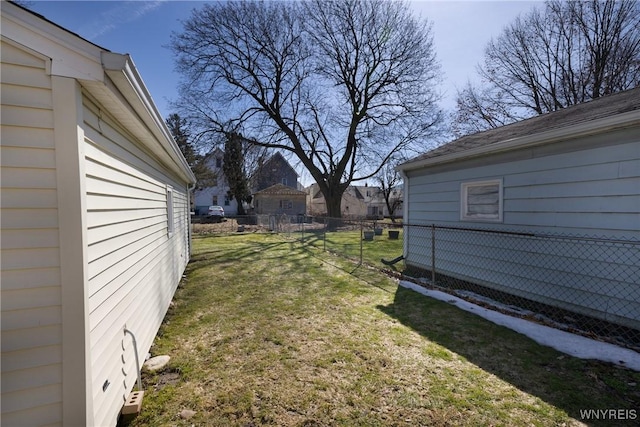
[1,2,104,80]
[2,2,196,185]
[100,52,196,184]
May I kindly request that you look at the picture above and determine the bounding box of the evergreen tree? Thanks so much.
[166,113,216,188]
[223,132,251,215]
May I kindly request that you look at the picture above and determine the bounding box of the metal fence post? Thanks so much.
[323,216,327,252]
[431,224,436,285]
[360,219,364,266]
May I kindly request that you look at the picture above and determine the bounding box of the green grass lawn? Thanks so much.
[299,229,404,268]
[129,233,639,427]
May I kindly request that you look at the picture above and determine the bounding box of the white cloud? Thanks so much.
[78,0,166,41]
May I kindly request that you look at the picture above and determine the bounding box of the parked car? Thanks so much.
[204,205,225,223]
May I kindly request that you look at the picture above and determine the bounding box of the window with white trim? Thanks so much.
[167,186,174,235]
[460,179,503,222]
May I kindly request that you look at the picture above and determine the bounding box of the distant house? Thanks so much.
[254,183,307,215]
[397,87,640,331]
[308,184,389,218]
[194,151,299,215]
[1,3,196,426]
[193,148,243,215]
[254,152,299,191]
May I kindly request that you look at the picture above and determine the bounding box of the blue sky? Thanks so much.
[29,0,540,120]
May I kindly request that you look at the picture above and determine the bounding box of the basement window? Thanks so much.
[460,179,503,222]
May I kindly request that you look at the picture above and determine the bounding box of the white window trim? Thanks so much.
[167,185,174,235]
[460,179,503,223]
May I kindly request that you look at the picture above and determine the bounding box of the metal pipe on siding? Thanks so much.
[123,328,143,391]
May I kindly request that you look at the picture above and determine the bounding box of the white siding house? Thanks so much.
[193,148,241,215]
[307,183,390,218]
[398,88,640,331]
[1,3,196,426]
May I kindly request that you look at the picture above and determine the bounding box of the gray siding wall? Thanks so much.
[406,130,639,236]
[82,95,190,426]
[255,194,307,215]
[404,130,640,329]
[1,40,64,426]
[255,155,298,191]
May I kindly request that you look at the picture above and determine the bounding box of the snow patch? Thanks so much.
[400,280,640,371]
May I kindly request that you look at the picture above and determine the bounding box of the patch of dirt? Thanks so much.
[192,220,271,235]
[154,371,181,391]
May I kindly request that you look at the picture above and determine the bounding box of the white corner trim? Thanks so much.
[53,76,94,427]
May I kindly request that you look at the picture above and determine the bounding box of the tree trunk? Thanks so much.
[386,199,396,223]
[325,193,342,219]
[318,184,346,231]
[236,200,246,216]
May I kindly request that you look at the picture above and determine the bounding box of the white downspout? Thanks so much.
[188,182,196,256]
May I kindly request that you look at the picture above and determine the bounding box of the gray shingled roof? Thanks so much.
[254,183,306,196]
[407,87,640,164]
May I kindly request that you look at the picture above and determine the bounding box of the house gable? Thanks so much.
[255,152,299,191]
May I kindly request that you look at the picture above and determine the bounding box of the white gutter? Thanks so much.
[398,109,640,172]
[101,52,196,184]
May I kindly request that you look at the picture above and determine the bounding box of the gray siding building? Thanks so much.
[254,184,307,215]
[398,88,640,331]
[254,152,299,191]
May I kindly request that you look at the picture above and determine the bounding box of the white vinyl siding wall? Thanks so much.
[1,40,64,426]
[82,96,189,426]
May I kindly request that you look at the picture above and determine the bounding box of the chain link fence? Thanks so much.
[191,214,640,349]
[403,224,640,350]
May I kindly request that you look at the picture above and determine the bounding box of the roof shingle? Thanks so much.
[409,87,640,164]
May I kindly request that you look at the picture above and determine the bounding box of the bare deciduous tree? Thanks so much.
[171,0,442,218]
[452,0,640,136]
[374,160,403,222]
